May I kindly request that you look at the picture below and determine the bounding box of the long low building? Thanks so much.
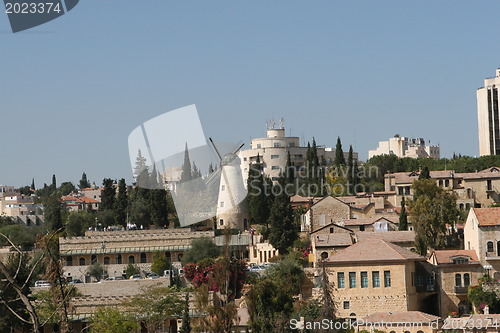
[59,228,214,282]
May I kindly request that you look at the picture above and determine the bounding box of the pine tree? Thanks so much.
[399,196,408,231]
[180,143,192,183]
[335,137,345,166]
[114,179,128,226]
[134,149,148,180]
[179,293,192,333]
[79,172,90,189]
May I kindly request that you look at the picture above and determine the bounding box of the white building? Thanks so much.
[238,120,357,182]
[478,68,500,156]
[368,135,440,159]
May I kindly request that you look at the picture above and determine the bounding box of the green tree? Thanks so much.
[51,174,57,189]
[44,196,65,231]
[419,166,431,180]
[79,172,91,189]
[398,196,408,231]
[179,293,192,333]
[180,143,193,183]
[409,179,459,254]
[65,211,95,236]
[127,286,183,333]
[125,263,141,278]
[89,307,139,333]
[247,155,271,225]
[114,178,128,226]
[88,262,106,281]
[58,181,76,196]
[101,178,116,211]
[181,237,220,265]
[335,137,345,166]
[150,188,169,228]
[151,251,172,276]
[31,178,36,191]
[134,149,148,180]
[268,177,298,254]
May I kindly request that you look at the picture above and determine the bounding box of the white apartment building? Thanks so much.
[478,68,500,156]
[368,135,440,159]
[239,120,357,181]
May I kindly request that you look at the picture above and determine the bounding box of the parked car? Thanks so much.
[147,273,160,279]
[129,274,142,280]
[248,265,266,273]
[69,279,83,284]
[114,276,125,280]
[34,280,51,287]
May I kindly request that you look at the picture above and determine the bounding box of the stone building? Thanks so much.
[324,238,436,318]
[464,207,500,278]
[238,120,357,182]
[0,193,44,226]
[59,228,214,282]
[369,135,440,159]
[385,167,500,208]
[478,68,500,156]
[428,249,482,317]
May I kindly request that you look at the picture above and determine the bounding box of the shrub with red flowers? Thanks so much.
[183,258,246,295]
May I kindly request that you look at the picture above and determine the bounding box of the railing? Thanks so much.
[454,286,468,294]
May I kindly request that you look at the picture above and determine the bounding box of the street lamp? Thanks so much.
[484,264,492,278]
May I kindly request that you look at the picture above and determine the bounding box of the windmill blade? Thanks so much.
[232,143,245,154]
[208,137,222,161]
[205,168,221,185]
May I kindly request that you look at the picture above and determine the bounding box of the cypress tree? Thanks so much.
[79,172,90,189]
[399,196,408,231]
[51,174,57,189]
[347,145,354,195]
[419,166,431,180]
[180,143,192,183]
[30,178,35,191]
[134,149,148,180]
[247,154,269,225]
[101,178,116,211]
[179,293,192,333]
[335,137,345,166]
[114,178,128,226]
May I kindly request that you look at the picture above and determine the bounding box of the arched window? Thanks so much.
[459,203,464,210]
[128,255,135,264]
[320,252,329,260]
[445,179,450,187]
[439,180,443,187]
[165,252,171,262]
[177,253,183,262]
[104,257,110,265]
[79,257,86,266]
[116,254,122,264]
[464,273,470,287]
[140,252,147,263]
[487,241,494,253]
[91,255,97,265]
[66,256,73,267]
[455,274,462,287]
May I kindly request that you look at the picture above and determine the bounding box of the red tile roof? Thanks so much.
[430,249,479,264]
[362,311,440,324]
[327,238,423,263]
[473,207,500,226]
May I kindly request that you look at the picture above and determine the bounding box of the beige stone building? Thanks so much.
[369,135,440,159]
[464,207,500,278]
[385,167,500,208]
[61,195,100,212]
[0,193,44,226]
[59,228,214,282]
[428,249,482,317]
[323,238,436,318]
[357,311,441,333]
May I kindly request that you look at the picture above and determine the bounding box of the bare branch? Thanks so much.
[0,299,32,324]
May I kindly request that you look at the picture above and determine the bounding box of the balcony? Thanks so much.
[486,252,500,260]
[454,286,468,294]
[416,284,436,293]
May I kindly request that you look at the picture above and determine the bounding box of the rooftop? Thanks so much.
[361,311,440,324]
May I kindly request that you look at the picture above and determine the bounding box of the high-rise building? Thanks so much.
[478,69,500,156]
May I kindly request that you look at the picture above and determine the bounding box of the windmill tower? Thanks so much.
[209,139,249,230]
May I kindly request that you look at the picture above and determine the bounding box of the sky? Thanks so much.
[1,0,499,188]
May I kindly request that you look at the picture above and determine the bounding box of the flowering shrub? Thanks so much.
[183,258,246,294]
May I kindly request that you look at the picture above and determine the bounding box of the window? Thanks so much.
[321,252,328,260]
[488,180,493,191]
[271,166,280,170]
[271,155,279,159]
[243,157,247,161]
[455,274,462,287]
[220,201,224,207]
[416,275,424,286]
[372,271,380,288]
[445,179,450,187]
[128,255,135,264]
[343,301,350,309]
[274,143,281,147]
[91,255,97,265]
[79,258,85,266]
[66,256,73,266]
[116,254,122,264]
[453,257,469,264]
[165,252,171,262]
[361,272,368,288]
[221,185,225,191]
[488,241,494,253]
[220,219,224,226]
[256,144,261,148]
[359,225,365,231]
[405,186,410,195]
[398,187,404,195]
[349,272,356,288]
[337,272,345,288]
[384,271,391,287]
[140,252,147,263]
[329,227,334,233]
[464,273,470,287]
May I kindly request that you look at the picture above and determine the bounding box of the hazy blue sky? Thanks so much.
[1,0,499,187]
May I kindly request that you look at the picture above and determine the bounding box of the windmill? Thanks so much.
[208,138,249,230]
